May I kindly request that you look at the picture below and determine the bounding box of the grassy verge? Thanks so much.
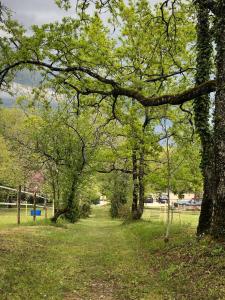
[0,206,224,299]
[125,219,225,299]
[0,208,52,229]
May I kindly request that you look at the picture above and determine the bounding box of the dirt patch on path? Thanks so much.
[64,280,115,300]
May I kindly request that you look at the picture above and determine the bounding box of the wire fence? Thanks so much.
[0,184,53,226]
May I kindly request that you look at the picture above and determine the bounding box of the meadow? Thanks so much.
[0,206,224,300]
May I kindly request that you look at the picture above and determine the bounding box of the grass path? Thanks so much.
[0,207,159,300]
[0,206,225,300]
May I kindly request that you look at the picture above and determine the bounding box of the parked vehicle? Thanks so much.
[144,195,154,203]
[158,194,168,204]
[176,199,192,206]
[187,200,202,206]
[176,199,202,207]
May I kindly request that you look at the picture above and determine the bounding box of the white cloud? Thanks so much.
[2,0,160,29]
[2,0,75,29]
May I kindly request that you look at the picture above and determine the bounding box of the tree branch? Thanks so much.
[112,80,216,107]
[97,163,132,174]
[0,59,216,107]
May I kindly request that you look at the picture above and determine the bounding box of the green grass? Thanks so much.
[0,206,225,299]
[143,206,200,228]
[0,208,52,228]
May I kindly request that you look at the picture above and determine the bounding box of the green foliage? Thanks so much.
[79,202,91,218]
[100,172,131,218]
[0,0,203,221]
[110,176,129,218]
[0,98,101,222]
[64,200,80,223]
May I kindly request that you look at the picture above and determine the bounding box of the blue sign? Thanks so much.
[30,210,41,216]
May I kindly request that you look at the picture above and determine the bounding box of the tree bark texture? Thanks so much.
[51,176,78,223]
[132,150,140,219]
[138,142,145,217]
[211,1,225,239]
[194,1,214,235]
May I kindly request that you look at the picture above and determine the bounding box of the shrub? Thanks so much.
[79,202,91,218]
[117,204,131,220]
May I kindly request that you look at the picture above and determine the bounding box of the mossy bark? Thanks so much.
[194,1,214,235]
[51,176,79,223]
[138,144,145,218]
[211,0,225,239]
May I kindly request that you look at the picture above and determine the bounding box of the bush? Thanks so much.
[90,198,100,205]
[117,204,131,220]
[79,202,91,218]
[110,198,120,218]
[64,201,80,223]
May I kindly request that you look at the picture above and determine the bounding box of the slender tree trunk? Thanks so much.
[50,179,56,215]
[165,123,171,242]
[194,2,214,235]
[138,144,145,217]
[136,108,150,219]
[211,1,225,238]
[132,150,140,219]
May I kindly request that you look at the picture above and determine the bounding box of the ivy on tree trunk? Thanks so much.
[194,1,214,235]
[211,0,225,239]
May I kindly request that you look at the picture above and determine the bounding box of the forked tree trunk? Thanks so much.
[51,176,78,223]
[211,1,225,239]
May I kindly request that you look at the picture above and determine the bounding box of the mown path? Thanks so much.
[0,207,160,300]
[1,206,225,300]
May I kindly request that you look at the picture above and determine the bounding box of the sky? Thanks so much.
[2,0,159,29]
[2,0,75,28]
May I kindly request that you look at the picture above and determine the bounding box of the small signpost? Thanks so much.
[31,209,41,216]
[30,185,44,220]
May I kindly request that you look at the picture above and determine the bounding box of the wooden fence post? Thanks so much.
[33,192,36,222]
[44,198,47,219]
[17,185,21,225]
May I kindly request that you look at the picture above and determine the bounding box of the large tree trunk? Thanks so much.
[194,2,214,235]
[211,1,225,239]
[51,207,69,223]
[51,176,78,223]
[197,159,214,235]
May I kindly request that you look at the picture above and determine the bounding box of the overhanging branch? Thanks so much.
[112,80,216,106]
[0,59,216,107]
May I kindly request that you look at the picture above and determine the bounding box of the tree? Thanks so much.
[99,171,131,218]
[0,95,102,222]
[0,108,38,188]
[194,1,214,236]
[96,99,162,220]
[210,0,225,238]
[2,0,225,238]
